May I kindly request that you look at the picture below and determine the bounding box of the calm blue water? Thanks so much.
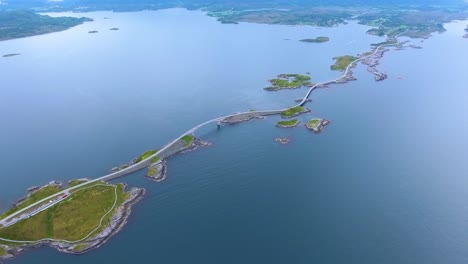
[1,9,468,264]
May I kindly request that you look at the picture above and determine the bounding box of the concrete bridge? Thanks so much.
[0,33,406,229]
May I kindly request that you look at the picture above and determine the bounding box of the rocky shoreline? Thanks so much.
[306,119,330,133]
[0,185,145,261]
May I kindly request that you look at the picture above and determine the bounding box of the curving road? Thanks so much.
[0,32,406,230]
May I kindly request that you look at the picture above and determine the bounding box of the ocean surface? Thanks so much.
[1,8,468,264]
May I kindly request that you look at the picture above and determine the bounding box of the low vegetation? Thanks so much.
[281,106,305,118]
[0,246,5,256]
[330,55,357,71]
[147,166,157,176]
[181,134,194,147]
[73,244,86,252]
[300,36,329,43]
[276,119,299,127]
[0,185,61,221]
[0,183,127,242]
[150,156,160,164]
[265,74,313,91]
[307,118,321,128]
[370,40,397,47]
[134,149,157,163]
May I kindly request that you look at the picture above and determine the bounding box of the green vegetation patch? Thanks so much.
[0,183,126,242]
[0,246,5,256]
[135,149,157,163]
[330,55,358,71]
[150,156,160,164]
[148,166,157,177]
[0,185,61,221]
[73,244,86,252]
[281,106,305,118]
[300,36,329,43]
[276,119,299,127]
[307,119,321,128]
[370,40,397,47]
[68,180,87,187]
[181,134,194,147]
[265,74,313,91]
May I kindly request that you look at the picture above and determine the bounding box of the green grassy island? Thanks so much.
[307,119,321,129]
[300,36,330,43]
[281,106,308,118]
[330,55,358,71]
[276,119,299,128]
[0,180,144,257]
[265,74,313,91]
[0,10,92,41]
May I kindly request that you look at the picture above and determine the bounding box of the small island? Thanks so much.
[264,74,314,91]
[2,53,20,58]
[330,55,358,71]
[0,180,144,260]
[300,36,330,43]
[275,138,291,144]
[109,28,120,31]
[306,118,330,133]
[88,30,99,34]
[280,106,310,118]
[276,119,299,128]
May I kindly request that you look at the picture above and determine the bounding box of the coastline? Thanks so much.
[0,184,145,261]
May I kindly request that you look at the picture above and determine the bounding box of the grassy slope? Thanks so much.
[0,185,61,221]
[281,106,305,117]
[134,149,157,163]
[181,134,194,147]
[0,183,126,242]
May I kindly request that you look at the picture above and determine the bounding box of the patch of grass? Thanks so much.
[370,40,396,47]
[0,246,6,256]
[181,134,194,147]
[148,166,157,176]
[0,185,61,221]
[330,55,358,71]
[307,119,321,128]
[150,156,160,164]
[68,180,87,187]
[134,149,157,163]
[0,183,127,242]
[73,244,86,252]
[276,119,299,127]
[281,106,305,118]
[300,36,329,43]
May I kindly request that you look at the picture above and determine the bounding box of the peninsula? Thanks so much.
[0,11,92,41]
[0,180,144,259]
